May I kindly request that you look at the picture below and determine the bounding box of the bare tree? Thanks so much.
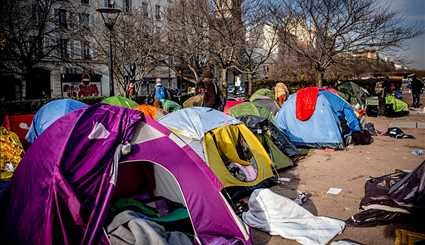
[86,4,162,96]
[163,0,209,84]
[232,3,280,94]
[0,0,59,98]
[273,0,422,87]
[204,0,280,95]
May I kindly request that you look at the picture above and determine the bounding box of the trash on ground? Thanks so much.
[364,123,377,136]
[278,177,291,183]
[294,191,310,206]
[385,127,415,139]
[327,188,343,195]
[411,149,424,156]
[348,161,425,226]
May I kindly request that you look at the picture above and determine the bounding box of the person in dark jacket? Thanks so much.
[409,74,424,108]
[197,69,219,109]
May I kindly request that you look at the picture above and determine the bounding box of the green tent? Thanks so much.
[102,96,138,109]
[229,102,274,121]
[161,99,182,113]
[336,81,369,108]
[250,88,274,101]
[230,109,294,170]
[257,132,294,170]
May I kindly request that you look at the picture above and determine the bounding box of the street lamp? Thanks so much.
[97,1,121,96]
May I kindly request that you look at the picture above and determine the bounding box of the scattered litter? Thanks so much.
[294,192,310,206]
[278,177,291,183]
[385,127,415,139]
[346,145,354,150]
[364,123,377,136]
[411,149,424,156]
[327,188,343,195]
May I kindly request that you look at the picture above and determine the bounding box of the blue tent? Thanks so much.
[25,99,87,143]
[275,90,360,149]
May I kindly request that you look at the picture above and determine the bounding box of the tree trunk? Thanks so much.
[247,73,253,96]
[317,71,324,87]
[220,68,227,96]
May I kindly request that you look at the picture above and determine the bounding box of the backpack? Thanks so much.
[155,86,168,100]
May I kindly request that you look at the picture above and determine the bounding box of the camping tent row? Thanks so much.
[25,96,182,143]
[2,105,252,244]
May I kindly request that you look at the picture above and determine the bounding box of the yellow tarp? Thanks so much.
[0,127,23,180]
[204,124,274,188]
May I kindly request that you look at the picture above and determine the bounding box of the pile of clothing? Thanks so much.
[107,197,193,245]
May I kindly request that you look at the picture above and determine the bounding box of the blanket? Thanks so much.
[107,210,192,245]
[296,87,319,121]
[242,189,345,245]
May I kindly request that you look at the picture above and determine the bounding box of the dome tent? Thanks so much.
[25,99,87,143]
[102,95,138,108]
[249,88,280,115]
[275,88,361,149]
[159,107,274,189]
[229,103,300,170]
[2,105,250,245]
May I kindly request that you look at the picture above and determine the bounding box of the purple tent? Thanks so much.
[2,104,251,245]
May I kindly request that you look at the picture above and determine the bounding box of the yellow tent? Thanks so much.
[159,107,274,188]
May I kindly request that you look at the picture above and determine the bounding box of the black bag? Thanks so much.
[348,161,425,226]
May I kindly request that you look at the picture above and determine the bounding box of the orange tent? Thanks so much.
[135,104,164,119]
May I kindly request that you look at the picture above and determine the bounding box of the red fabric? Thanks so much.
[296,87,319,121]
[3,114,34,141]
[223,99,245,114]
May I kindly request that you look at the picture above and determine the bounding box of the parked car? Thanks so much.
[227,85,235,95]
[235,86,246,96]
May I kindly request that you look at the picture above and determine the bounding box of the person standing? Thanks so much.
[197,70,221,109]
[409,74,424,108]
[153,78,167,107]
[274,82,289,106]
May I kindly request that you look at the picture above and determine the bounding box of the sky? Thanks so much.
[384,0,425,69]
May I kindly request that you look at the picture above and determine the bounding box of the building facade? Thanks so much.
[0,0,175,101]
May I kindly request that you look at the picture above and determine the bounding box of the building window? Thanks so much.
[81,0,89,4]
[124,0,132,12]
[142,2,148,17]
[69,40,75,59]
[104,0,115,7]
[82,41,91,60]
[79,13,90,28]
[56,9,67,28]
[59,39,69,58]
[155,5,161,20]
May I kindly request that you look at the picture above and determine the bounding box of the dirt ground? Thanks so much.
[252,100,425,244]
